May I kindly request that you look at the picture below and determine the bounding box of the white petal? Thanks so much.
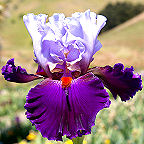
[76,10,107,73]
[23,14,57,75]
[49,13,66,40]
[23,13,48,40]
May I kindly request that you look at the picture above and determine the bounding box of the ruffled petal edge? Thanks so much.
[1,58,43,83]
[89,63,143,101]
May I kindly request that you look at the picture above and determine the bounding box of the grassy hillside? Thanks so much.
[0,1,144,144]
[91,12,144,71]
[0,0,144,89]
[1,0,144,71]
[6,0,144,16]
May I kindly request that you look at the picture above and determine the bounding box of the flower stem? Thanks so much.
[72,136,84,144]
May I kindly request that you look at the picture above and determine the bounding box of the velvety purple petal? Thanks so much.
[24,73,110,141]
[66,73,110,139]
[1,58,42,83]
[89,63,143,101]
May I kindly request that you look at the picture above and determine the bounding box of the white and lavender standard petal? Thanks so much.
[79,10,106,73]
[65,16,84,39]
[24,73,110,141]
[23,14,59,75]
[66,41,85,65]
[49,13,66,40]
[23,11,107,75]
[41,40,65,71]
[1,58,42,83]
[23,13,48,40]
[66,10,107,73]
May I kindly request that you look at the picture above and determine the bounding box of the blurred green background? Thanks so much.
[0,0,144,144]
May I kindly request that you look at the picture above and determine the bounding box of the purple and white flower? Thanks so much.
[1,10,142,141]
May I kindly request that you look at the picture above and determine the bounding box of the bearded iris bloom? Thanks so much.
[1,10,142,141]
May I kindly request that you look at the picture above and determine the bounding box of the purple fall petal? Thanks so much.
[66,73,110,139]
[1,58,42,83]
[89,63,143,101]
[24,73,110,141]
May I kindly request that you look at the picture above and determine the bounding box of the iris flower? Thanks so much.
[1,10,142,141]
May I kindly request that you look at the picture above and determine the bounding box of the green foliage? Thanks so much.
[0,0,144,143]
[90,82,144,144]
[0,80,144,144]
[0,85,28,117]
[0,80,40,117]
[72,136,84,144]
[99,2,144,32]
[0,122,33,144]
